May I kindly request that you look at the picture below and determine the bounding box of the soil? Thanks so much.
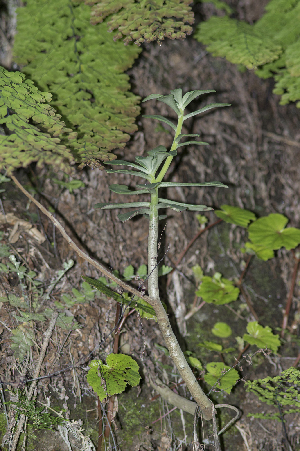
[0,1,300,450]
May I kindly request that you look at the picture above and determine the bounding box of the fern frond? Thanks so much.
[0,67,75,175]
[12,0,142,168]
[86,0,194,46]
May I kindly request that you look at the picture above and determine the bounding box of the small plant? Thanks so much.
[245,367,300,421]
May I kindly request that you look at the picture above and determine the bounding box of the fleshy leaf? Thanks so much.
[142,115,177,131]
[215,205,256,227]
[157,94,181,115]
[243,321,281,353]
[183,103,231,120]
[196,272,240,304]
[248,214,300,251]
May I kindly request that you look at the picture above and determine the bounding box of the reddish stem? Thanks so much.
[281,255,300,338]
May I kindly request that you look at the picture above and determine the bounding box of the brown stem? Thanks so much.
[167,218,222,287]
[292,352,300,368]
[238,255,252,285]
[281,256,300,338]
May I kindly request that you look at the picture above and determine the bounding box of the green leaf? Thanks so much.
[214,205,256,227]
[137,264,148,279]
[94,201,150,210]
[123,264,134,281]
[243,321,281,353]
[142,115,177,131]
[107,159,148,172]
[196,273,240,304]
[183,103,231,120]
[177,141,209,148]
[158,265,173,277]
[118,208,150,222]
[156,94,181,115]
[142,93,164,103]
[248,214,300,251]
[82,276,157,320]
[212,322,232,338]
[157,182,228,189]
[204,362,239,394]
[192,264,204,283]
[187,356,203,371]
[106,169,151,180]
[155,343,170,356]
[181,90,216,108]
[109,184,150,195]
[87,354,141,401]
[158,198,213,212]
[198,341,223,352]
[245,242,274,261]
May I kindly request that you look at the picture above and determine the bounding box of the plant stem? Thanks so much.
[147,189,213,421]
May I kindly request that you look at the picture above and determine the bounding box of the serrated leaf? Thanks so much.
[196,273,240,304]
[212,322,232,338]
[142,115,177,131]
[215,205,256,227]
[137,264,147,279]
[245,242,274,261]
[243,321,281,353]
[87,353,140,401]
[204,362,239,394]
[248,214,300,251]
[123,264,134,281]
[183,103,231,120]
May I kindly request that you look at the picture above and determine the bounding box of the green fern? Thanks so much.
[87,0,194,46]
[12,0,142,169]
[0,67,75,175]
[245,367,300,421]
[194,0,300,107]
